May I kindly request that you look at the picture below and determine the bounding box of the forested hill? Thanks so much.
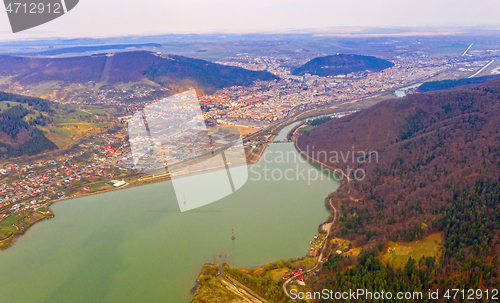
[0,92,57,157]
[298,80,500,290]
[143,54,278,94]
[292,54,394,77]
[418,75,500,93]
[0,51,278,94]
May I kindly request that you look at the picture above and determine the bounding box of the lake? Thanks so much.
[0,142,338,302]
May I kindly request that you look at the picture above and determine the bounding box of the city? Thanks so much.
[0,22,499,303]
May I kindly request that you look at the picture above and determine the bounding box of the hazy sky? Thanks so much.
[0,0,499,39]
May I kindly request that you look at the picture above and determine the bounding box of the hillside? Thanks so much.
[298,80,500,288]
[418,75,500,93]
[143,54,278,94]
[0,92,57,157]
[0,51,279,94]
[292,54,394,77]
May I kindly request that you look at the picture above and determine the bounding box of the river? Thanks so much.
[274,121,302,141]
[0,129,339,302]
[394,83,422,98]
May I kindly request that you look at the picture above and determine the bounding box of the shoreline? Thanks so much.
[2,118,343,303]
[0,209,53,250]
[191,139,343,302]
[1,116,343,301]
[294,138,350,181]
[0,140,274,251]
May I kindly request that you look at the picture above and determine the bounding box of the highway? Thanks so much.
[462,43,473,57]
[469,60,495,78]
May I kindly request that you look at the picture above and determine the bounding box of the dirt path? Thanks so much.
[218,264,268,303]
[78,106,99,120]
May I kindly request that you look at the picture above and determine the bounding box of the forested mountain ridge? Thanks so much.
[299,80,500,241]
[298,80,500,293]
[0,92,57,157]
[0,51,279,95]
[418,75,500,93]
[292,54,394,77]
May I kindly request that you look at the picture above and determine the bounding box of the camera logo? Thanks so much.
[3,0,79,33]
[128,90,249,212]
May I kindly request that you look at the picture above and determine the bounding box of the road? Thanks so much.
[469,60,495,78]
[462,43,473,57]
[282,198,337,300]
[218,263,268,303]
[78,106,99,120]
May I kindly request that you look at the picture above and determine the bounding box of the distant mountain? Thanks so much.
[143,54,278,94]
[0,51,279,94]
[292,54,394,77]
[0,92,57,158]
[14,43,162,57]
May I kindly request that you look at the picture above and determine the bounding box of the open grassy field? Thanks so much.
[296,256,318,270]
[300,125,314,132]
[0,228,14,240]
[269,267,289,282]
[0,213,23,240]
[0,101,27,111]
[37,104,117,149]
[227,125,260,136]
[27,81,63,99]
[0,213,24,227]
[381,232,444,268]
[23,212,45,225]
[330,238,365,258]
[0,101,48,124]
[39,121,112,149]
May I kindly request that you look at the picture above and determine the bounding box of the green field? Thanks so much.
[39,122,111,149]
[0,101,46,123]
[0,213,24,227]
[381,232,444,268]
[0,100,117,150]
[300,125,315,132]
[88,182,109,191]
[0,101,27,111]
[269,267,289,281]
[37,104,116,149]
[27,81,63,99]
[0,213,24,240]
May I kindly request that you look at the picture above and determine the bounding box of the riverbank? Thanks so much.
[191,139,342,302]
[0,140,339,303]
[191,211,336,303]
[0,209,53,250]
[0,135,279,251]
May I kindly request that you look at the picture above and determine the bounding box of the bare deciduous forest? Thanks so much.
[298,79,500,297]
